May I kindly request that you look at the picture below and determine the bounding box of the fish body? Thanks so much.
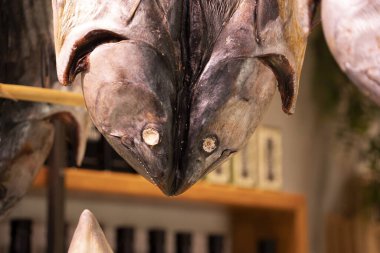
[322,0,380,104]
[54,0,316,195]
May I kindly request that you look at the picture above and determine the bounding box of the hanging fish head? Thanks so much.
[174,0,317,194]
[81,42,176,193]
[53,0,178,194]
[53,0,316,195]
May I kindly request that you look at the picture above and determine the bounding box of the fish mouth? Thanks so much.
[58,29,127,85]
[76,38,176,195]
[173,149,236,196]
[105,134,174,195]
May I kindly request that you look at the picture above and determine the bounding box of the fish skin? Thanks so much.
[54,0,180,194]
[68,210,113,253]
[0,102,54,218]
[322,0,380,105]
[177,0,313,194]
[82,41,176,193]
[0,97,89,219]
[54,0,316,195]
[0,0,89,219]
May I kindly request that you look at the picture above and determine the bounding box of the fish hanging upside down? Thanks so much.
[0,98,89,219]
[53,0,317,195]
[322,0,380,105]
[0,0,89,218]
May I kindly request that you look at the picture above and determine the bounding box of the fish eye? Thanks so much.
[142,126,160,146]
[0,184,6,200]
[202,135,218,154]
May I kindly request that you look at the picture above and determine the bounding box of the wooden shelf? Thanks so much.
[33,168,308,253]
[33,168,304,211]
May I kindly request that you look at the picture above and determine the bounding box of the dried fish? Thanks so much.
[0,0,89,218]
[53,0,316,195]
[0,99,88,218]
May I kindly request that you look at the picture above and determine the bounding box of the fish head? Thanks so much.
[53,0,317,195]
[82,41,176,193]
[174,0,317,194]
[53,0,177,194]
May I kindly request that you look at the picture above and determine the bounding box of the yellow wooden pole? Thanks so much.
[0,83,85,107]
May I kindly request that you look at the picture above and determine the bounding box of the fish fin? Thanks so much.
[254,0,316,114]
[258,54,296,114]
[68,210,113,253]
[48,81,89,166]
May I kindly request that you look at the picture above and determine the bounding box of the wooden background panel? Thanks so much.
[231,208,307,253]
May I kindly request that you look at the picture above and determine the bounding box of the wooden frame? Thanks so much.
[257,127,283,190]
[232,129,259,188]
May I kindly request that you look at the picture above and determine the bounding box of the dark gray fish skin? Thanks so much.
[0,97,88,219]
[0,0,89,218]
[0,101,54,218]
[322,0,380,105]
[54,0,316,195]
[81,41,176,194]
[55,0,180,194]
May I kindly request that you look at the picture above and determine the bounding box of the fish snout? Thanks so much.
[81,40,176,194]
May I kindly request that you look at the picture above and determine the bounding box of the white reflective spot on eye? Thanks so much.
[202,136,217,153]
[142,128,160,146]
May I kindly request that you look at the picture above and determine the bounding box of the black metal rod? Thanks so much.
[47,121,66,253]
